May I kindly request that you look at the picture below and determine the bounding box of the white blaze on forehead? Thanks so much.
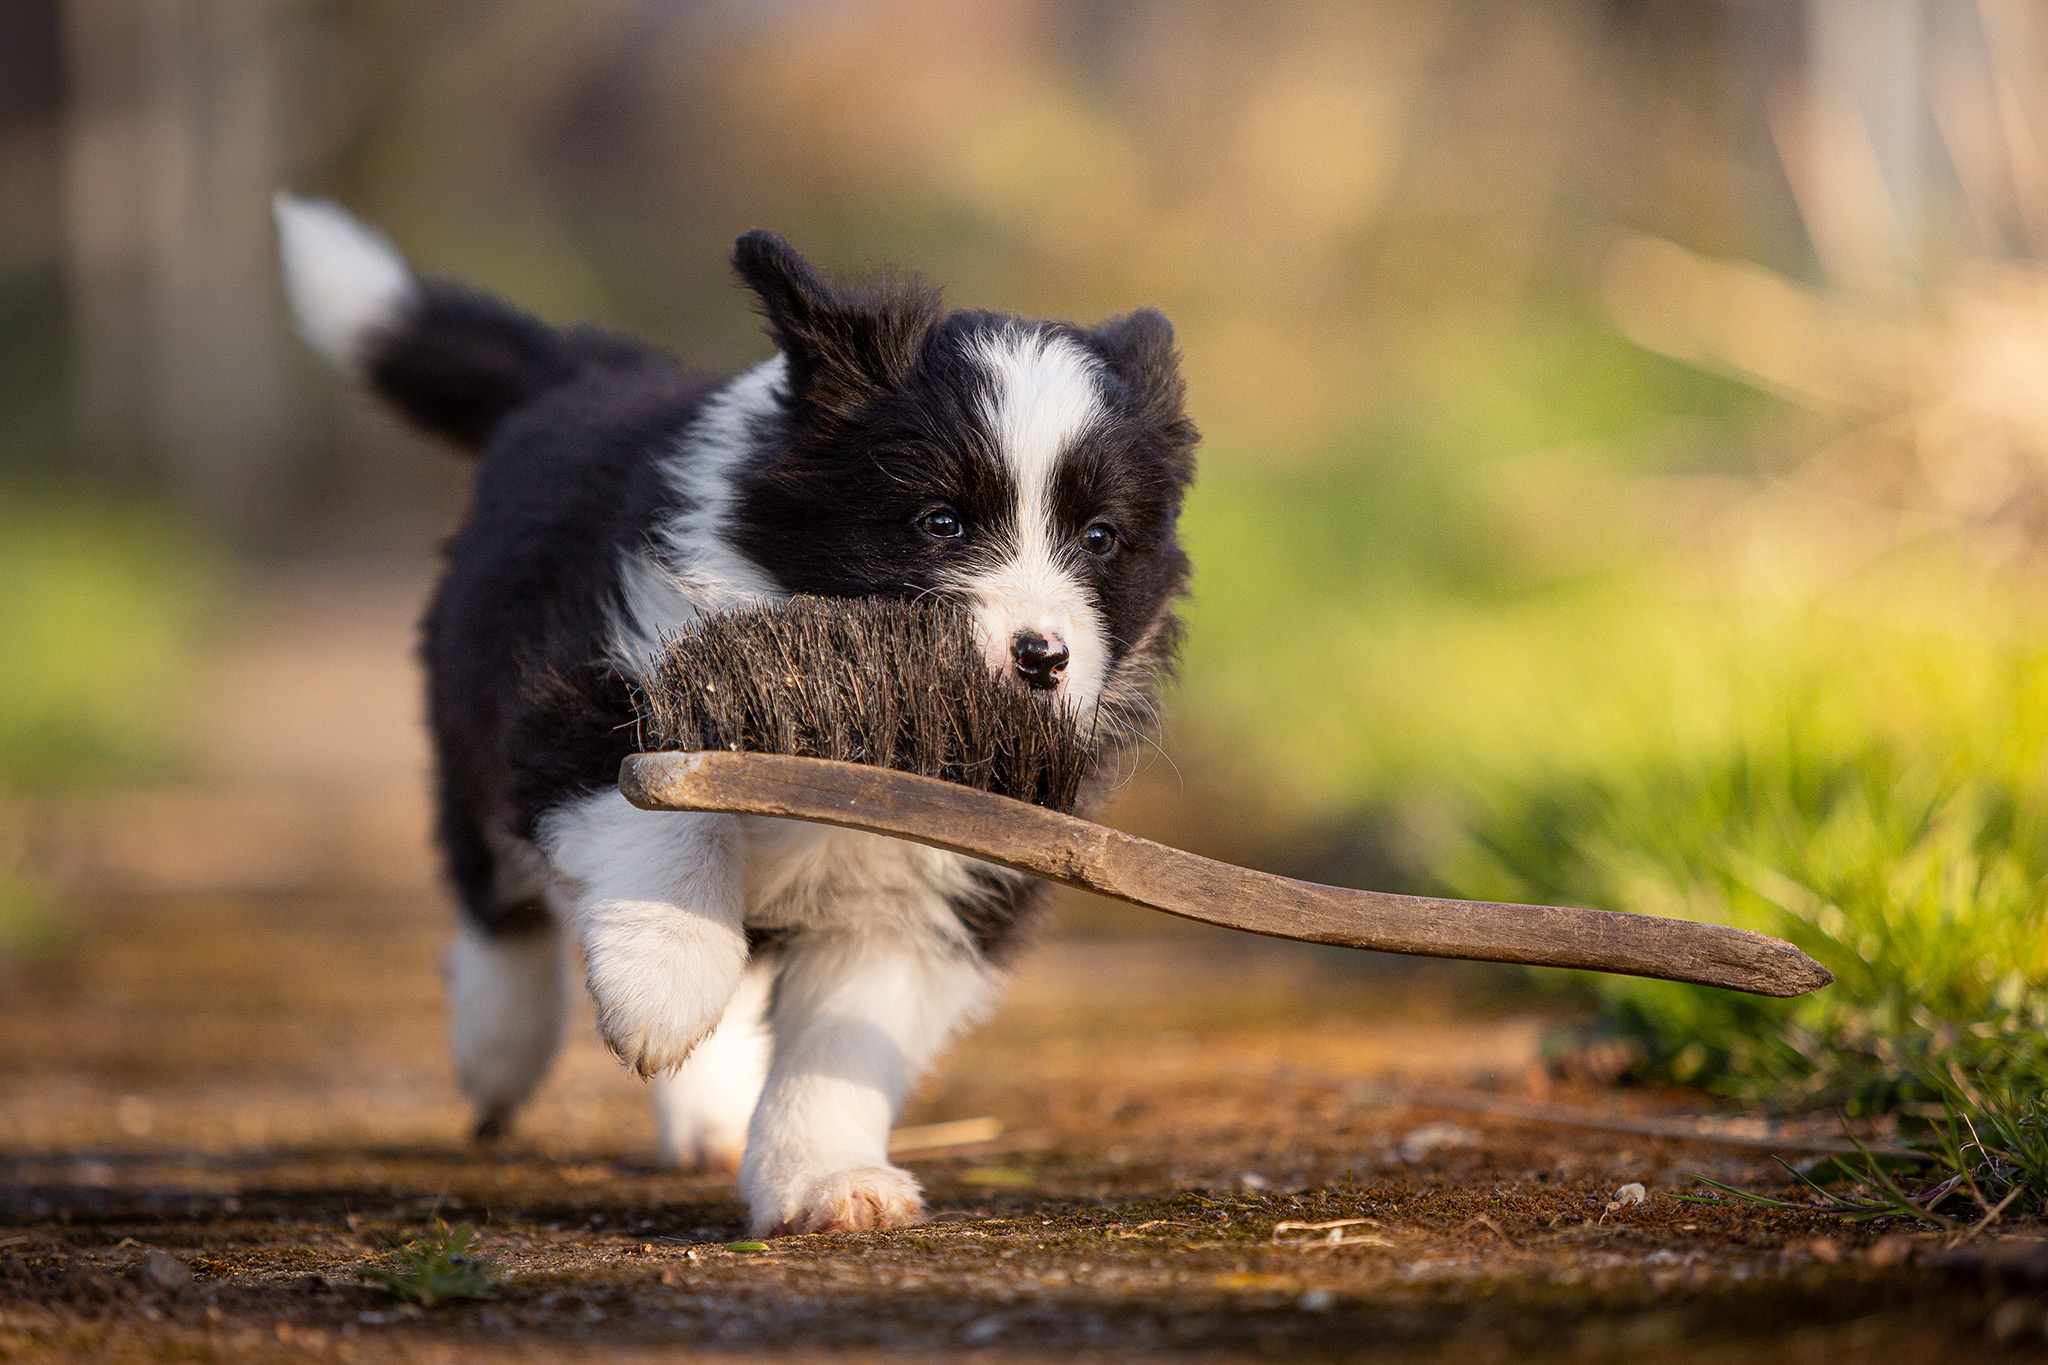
[968,328,1104,527]
[958,328,1111,709]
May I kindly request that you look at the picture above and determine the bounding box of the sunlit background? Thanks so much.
[5,0,2048,1134]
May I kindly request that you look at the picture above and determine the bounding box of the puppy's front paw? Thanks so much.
[673,1138,746,1178]
[755,1164,926,1236]
[585,950,724,1078]
[656,1103,748,1176]
[591,999,699,1078]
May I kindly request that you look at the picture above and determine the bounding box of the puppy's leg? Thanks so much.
[543,791,750,1077]
[448,914,566,1139]
[740,934,997,1236]
[650,954,774,1173]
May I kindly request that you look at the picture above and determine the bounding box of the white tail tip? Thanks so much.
[273,192,415,374]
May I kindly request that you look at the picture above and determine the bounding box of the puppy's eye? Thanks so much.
[918,509,964,540]
[1080,523,1118,556]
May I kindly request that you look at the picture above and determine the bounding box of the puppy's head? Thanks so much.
[728,231,1197,720]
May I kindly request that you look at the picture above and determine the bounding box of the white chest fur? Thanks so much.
[739,817,997,949]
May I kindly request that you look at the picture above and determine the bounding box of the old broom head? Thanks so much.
[632,597,1097,813]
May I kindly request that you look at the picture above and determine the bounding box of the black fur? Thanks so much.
[416,347,720,935]
[731,230,941,424]
[951,864,1047,959]
[369,281,658,450]
[371,231,1197,953]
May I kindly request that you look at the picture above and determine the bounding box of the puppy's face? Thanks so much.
[729,233,1196,719]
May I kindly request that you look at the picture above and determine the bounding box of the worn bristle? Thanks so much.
[632,597,1098,813]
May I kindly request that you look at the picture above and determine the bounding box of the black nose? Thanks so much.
[1010,631,1069,691]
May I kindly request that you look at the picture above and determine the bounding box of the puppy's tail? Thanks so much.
[274,193,643,452]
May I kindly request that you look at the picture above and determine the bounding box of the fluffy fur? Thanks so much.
[274,196,1198,1236]
[273,194,413,372]
[446,919,565,1138]
[650,956,774,1172]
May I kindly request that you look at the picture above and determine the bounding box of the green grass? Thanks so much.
[359,1223,501,1306]
[0,872,64,960]
[1440,619,2048,1111]
[1170,313,2048,1217]
[0,492,211,788]
[0,490,212,956]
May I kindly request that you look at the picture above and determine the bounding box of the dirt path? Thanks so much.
[1,571,2040,1362]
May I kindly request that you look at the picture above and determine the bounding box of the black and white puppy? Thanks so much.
[274,197,1196,1235]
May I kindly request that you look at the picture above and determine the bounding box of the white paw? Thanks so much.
[751,1164,926,1237]
[652,1074,751,1175]
[589,990,704,1078]
[667,1133,746,1176]
[544,794,748,1079]
[582,926,739,1078]
[584,960,712,1078]
[649,963,772,1175]
[446,922,565,1124]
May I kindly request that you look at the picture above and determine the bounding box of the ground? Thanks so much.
[2,570,2045,1363]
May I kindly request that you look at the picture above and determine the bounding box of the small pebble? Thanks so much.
[1789,1236,1842,1264]
[1607,1182,1648,1210]
[961,1315,1007,1344]
[1397,1123,1480,1163]
[1987,1298,2046,1345]
[1297,1289,1336,1312]
[65,1263,128,1302]
[127,1250,194,1294]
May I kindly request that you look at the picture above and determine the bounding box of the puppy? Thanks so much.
[274,197,1197,1235]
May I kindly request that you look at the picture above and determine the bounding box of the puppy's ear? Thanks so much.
[732,231,940,420]
[1092,308,1181,407]
[1092,308,1197,481]
[1095,306,1174,360]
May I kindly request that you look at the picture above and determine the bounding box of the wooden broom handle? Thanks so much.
[619,751,1832,998]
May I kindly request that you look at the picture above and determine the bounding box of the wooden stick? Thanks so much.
[619,751,1833,998]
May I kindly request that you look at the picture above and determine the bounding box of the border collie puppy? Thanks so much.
[273,197,1196,1235]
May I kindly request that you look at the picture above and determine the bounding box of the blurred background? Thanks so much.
[4,0,2048,1142]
